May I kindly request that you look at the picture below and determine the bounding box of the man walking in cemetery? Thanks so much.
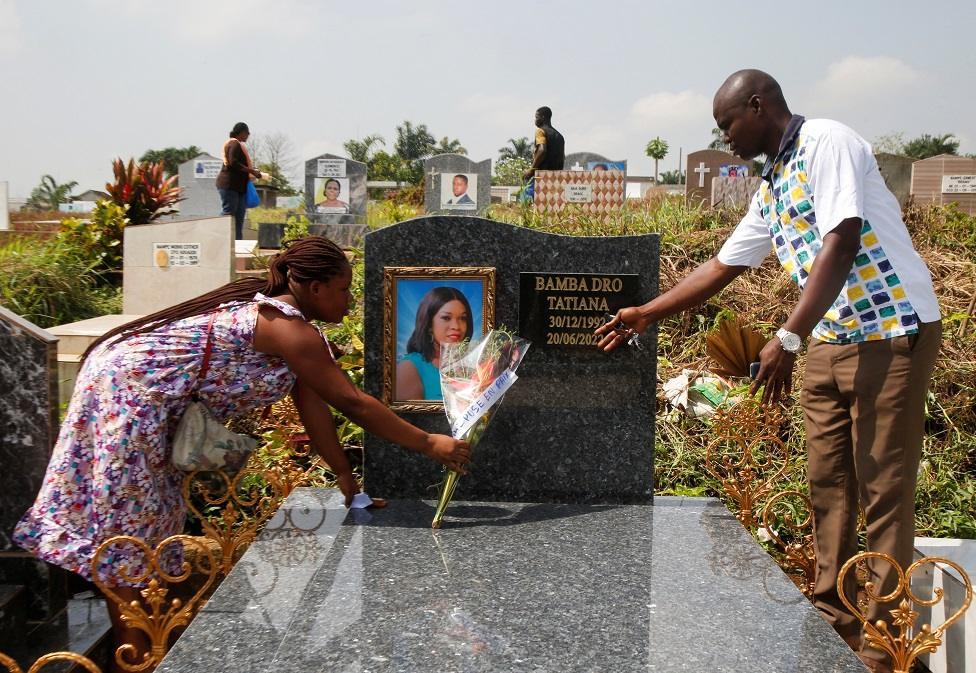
[522,106,565,200]
[597,69,941,673]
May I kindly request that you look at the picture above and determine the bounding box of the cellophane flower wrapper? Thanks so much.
[431,330,530,528]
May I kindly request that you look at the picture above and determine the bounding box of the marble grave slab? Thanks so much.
[157,488,866,673]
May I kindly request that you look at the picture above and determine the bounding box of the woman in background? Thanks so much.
[216,121,263,239]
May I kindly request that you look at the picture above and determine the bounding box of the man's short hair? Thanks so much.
[536,106,552,120]
[453,174,468,185]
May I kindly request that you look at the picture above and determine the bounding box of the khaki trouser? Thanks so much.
[801,320,941,656]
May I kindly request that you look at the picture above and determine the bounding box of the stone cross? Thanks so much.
[695,162,711,188]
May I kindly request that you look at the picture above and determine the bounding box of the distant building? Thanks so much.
[73,189,110,203]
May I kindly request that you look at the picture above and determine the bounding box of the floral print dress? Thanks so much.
[14,294,321,583]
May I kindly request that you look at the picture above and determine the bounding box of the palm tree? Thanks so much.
[708,127,729,152]
[394,121,436,162]
[434,136,467,156]
[343,134,385,163]
[902,133,959,160]
[26,175,78,210]
[498,137,533,162]
[644,137,669,184]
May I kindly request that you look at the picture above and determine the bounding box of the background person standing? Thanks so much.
[216,121,263,239]
[522,106,564,201]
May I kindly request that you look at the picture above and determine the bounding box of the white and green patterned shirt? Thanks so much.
[718,118,940,343]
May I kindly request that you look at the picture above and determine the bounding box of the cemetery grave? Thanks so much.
[155,217,870,672]
[422,153,492,217]
[3,141,975,672]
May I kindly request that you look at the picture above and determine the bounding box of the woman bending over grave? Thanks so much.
[397,286,474,400]
[13,236,470,668]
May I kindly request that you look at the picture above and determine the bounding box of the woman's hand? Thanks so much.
[337,470,358,508]
[424,434,471,473]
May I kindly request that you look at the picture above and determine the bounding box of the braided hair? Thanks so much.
[83,236,349,360]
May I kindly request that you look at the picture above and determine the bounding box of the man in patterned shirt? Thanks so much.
[597,69,941,673]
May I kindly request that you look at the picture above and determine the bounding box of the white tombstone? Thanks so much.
[913,538,976,673]
[177,153,224,219]
[123,216,235,314]
[0,181,9,230]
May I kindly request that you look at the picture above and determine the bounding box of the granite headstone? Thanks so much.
[563,151,627,175]
[0,306,66,618]
[157,489,868,673]
[874,153,913,208]
[686,149,748,207]
[422,154,491,216]
[177,153,224,219]
[304,154,367,245]
[363,216,657,503]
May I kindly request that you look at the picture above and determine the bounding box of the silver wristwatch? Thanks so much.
[776,327,803,353]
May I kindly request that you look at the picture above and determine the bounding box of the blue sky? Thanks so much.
[1,0,973,197]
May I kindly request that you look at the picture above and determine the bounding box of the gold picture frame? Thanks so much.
[383,266,496,412]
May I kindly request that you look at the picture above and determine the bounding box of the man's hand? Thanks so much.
[595,307,650,352]
[424,434,471,473]
[750,337,797,404]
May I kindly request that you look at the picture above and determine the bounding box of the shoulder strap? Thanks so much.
[195,313,217,396]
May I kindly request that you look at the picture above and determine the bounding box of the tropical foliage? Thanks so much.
[902,133,960,160]
[493,156,531,186]
[25,174,77,211]
[139,146,203,177]
[344,121,466,185]
[498,137,533,163]
[105,158,182,225]
[644,137,669,183]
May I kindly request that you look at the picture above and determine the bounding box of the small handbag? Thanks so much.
[245,180,260,208]
[171,313,258,472]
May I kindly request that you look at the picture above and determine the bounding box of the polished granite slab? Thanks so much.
[158,489,864,673]
[364,218,658,504]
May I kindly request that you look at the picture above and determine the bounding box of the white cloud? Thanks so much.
[629,90,713,132]
[459,93,535,137]
[98,0,315,42]
[0,0,23,56]
[806,56,923,108]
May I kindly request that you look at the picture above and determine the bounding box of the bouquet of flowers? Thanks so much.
[432,329,530,528]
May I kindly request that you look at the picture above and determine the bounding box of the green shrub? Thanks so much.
[57,200,129,278]
[105,158,182,224]
[0,237,122,328]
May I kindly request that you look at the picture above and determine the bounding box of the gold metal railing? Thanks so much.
[704,398,791,530]
[90,534,218,672]
[183,467,285,577]
[0,652,102,673]
[838,551,973,673]
[760,489,816,598]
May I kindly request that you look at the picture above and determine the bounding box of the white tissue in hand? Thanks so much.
[351,492,374,509]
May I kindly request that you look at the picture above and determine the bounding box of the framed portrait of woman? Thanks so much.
[383,266,496,412]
